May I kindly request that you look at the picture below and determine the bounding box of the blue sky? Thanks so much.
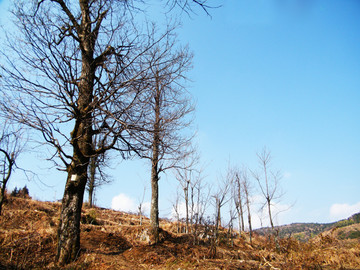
[1,0,360,227]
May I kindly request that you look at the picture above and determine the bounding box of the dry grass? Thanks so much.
[1,197,360,269]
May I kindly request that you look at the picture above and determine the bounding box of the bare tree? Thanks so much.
[232,167,245,234]
[0,1,183,264]
[212,172,231,243]
[0,122,24,215]
[241,168,253,245]
[252,147,283,230]
[0,0,214,264]
[172,190,182,233]
[87,135,112,208]
[135,31,194,243]
[137,185,147,226]
[174,150,199,234]
[191,169,210,243]
[226,206,237,247]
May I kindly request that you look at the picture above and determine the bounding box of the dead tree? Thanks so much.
[191,169,210,244]
[174,150,199,234]
[232,167,245,234]
[212,173,231,244]
[137,185,147,226]
[135,31,194,243]
[0,122,24,215]
[0,0,213,264]
[87,135,112,208]
[241,168,253,245]
[0,1,180,264]
[252,147,283,231]
[172,190,182,233]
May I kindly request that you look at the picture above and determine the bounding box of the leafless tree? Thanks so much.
[191,169,211,243]
[87,135,112,208]
[252,147,283,230]
[134,31,194,243]
[241,168,253,245]
[174,150,199,234]
[0,1,194,264]
[172,190,182,233]
[0,0,214,264]
[212,172,231,244]
[137,185,147,226]
[0,122,25,215]
[226,206,237,247]
[232,167,245,234]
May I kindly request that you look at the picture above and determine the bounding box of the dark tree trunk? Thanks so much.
[0,149,13,216]
[56,167,87,265]
[56,10,95,261]
[0,187,5,216]
[57,112,93,265]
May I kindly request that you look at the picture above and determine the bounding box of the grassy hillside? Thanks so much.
[1,196,360,269]
[256,213,360,242]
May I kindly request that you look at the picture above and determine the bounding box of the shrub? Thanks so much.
[10,186,31,198]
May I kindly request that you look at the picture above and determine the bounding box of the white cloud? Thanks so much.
[111,193,137,213]
[330,201,360,221]
[111,193,151,216]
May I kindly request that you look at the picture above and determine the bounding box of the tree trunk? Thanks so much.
[238,214,242,237]
[0,149,13,216]
[0,187,5,216]
[88,156,96,207]
[57,53,94,265]
[267,198,274,229]
[184,185,189,233]
[57,165,88,265]
[215,199,221,244]
[150,162,159,243]
[239,201,245,231]
[139,204,143,226]
[246,201,252,245]
[150,77,161,243]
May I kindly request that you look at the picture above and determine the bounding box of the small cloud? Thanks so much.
[111,193,138,213]
[330,202,360,221]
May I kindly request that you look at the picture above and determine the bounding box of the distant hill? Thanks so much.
[255,212,360,241]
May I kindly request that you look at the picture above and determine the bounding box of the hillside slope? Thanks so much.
[256,213,360,242]
[1,197,360,269]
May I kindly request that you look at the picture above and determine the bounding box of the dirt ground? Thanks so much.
[1,196,360,269]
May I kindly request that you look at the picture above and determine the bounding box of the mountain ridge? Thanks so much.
[255,212,360,241]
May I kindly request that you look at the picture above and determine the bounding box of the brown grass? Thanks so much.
[1,196,360,269]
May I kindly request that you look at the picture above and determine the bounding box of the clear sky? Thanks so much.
[1,0,360,228]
